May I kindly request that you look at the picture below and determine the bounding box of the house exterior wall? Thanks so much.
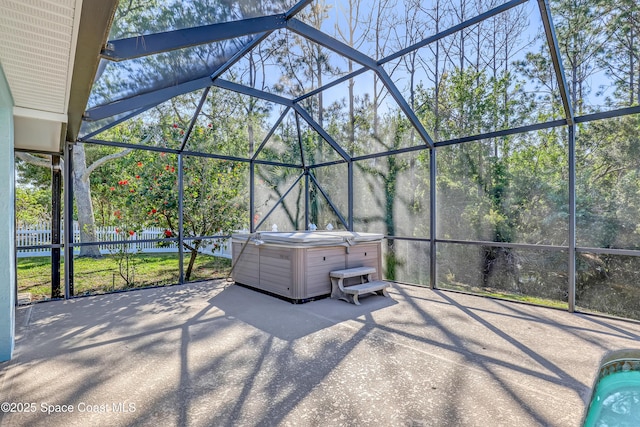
[0,64,15,361]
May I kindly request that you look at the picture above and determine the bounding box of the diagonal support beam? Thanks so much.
[210,32,272,80]
[286,18,434,148]
[101,14,287,61]
[85,74,293,123]
[376,68,435,148]
[293,105,351,162]
[179,87,210,151]
[286,19,378,70]
[295,66,368,103]
[537,0,574,124]
[89,29,283,123]
[255,172,305,230]
[80,105,154,140]
[309,172,348,229]
[213,79,293,106]
[84,76,213,121]
[252,107,291,160]
[211,0,312,81]
[285,0,314,19]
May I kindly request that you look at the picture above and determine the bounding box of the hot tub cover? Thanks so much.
[232,231,384,245]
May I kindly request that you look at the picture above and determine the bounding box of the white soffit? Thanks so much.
[0,0,83,152]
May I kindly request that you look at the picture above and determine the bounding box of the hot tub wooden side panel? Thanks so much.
[259,247,294,297]
[344,242,382,286]
[305,247,347,297]
[347,243,381,275]
[232,242,260,287]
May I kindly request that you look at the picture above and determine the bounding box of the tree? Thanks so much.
[335,0,369,148]
[16,149,132,257]
[416,64,556,289]
[96,122,248,281]
[73,144,133,257]
[15,187,51,228]
[551,0,608,113]
[599,0,640,107]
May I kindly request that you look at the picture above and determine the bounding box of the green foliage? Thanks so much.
[83,113,249,281]
[16,0,640,318]
[15,155,52,190]
[15,187,51,228]
[576,114,640,249]
[109,229,140,288]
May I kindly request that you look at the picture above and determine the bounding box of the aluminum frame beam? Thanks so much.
[352,144,428,162]
[213,79,293,107]
[177,154,185,284]
[376,69,435,147]
[577,247,640,257]
[433,119,567,148]
[575,105,640,123]
[307,118,567,163]
[429,148,436,289]
[348,161,354,230]
[295,112,307,167]
[287,19,379,70]
[250,162,256,233]
[305,171,310,229]
[84,74,293,125]
[436,238,568,252]
[51,155,62,298]
[252,107,291,161]
[537,0,574,124]
[179,87,210,151]
[101,15,287,62]
[568,124,576,312]
[309,172,349,229]
[254,172,305,230]
[63,142,74,298]
[211,0,312,80]
[294,67,369,103]
[80,105,154,141]
[210,33,272,80]
[308,159,348,169]
[285,0,314,19]
[293,105,351,162]
[85,76,213,121]
[82,138,302,169]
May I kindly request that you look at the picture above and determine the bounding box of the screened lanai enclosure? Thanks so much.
[14,0,640,320]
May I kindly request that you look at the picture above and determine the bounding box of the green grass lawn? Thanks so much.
[18,253,232,300]
[437,280,569,309]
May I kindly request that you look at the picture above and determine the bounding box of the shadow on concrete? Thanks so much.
[2,281,640,426]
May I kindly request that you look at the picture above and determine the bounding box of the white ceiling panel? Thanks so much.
[0,0,82,151]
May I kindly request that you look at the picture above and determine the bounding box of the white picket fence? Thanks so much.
[16,222,232,259]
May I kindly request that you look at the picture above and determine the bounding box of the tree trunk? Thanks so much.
[73,144,102,257]
[185,247,198,281]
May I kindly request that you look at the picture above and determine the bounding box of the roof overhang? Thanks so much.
[0,0,118,153]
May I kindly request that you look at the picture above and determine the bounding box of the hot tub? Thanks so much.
[231,231,384,303]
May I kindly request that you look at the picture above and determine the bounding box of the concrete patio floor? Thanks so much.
[1,281,639,427]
